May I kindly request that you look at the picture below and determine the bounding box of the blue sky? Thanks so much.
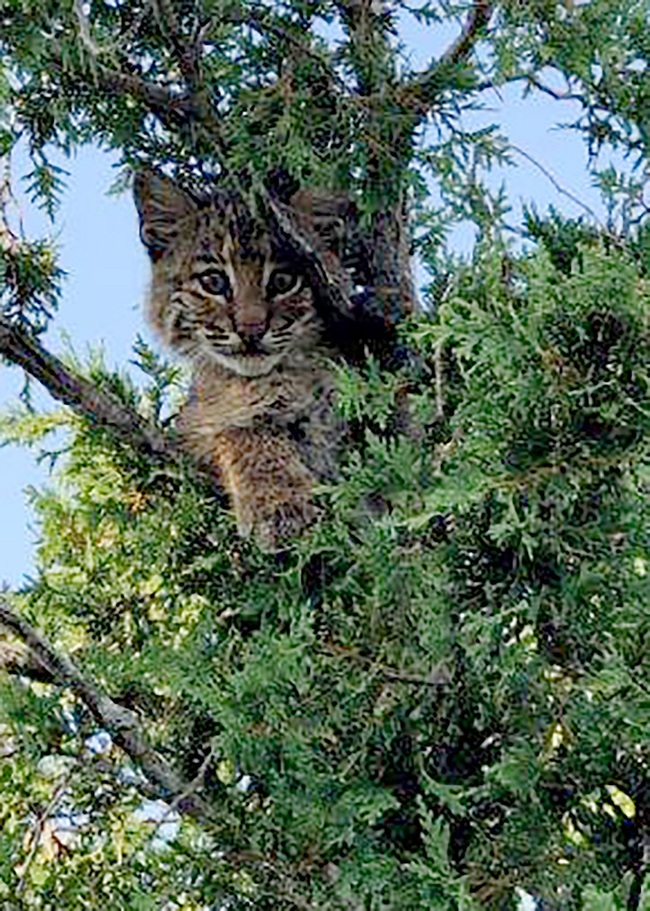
[0,21,625,587]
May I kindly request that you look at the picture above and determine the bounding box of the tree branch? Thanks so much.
[150,0,203,91]
[225,7,344,92]
[0,317,166,457]
[66,3,226,154]
[47,37,202,137]
[321,642,451,688]
[509,142,602,222]
[0,636,55,683]
[0,601,316,907]
[94,66,202,129]
[0,599,212,820]
[436,0,495,71]
[16,776,72,895]
[402,0,495,115]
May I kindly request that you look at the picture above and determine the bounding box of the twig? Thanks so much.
[433,338,444,419]
[161,744,215,823]
[321,642,451,687]
[226,7,344,92]
[0,599,213,820]
[16,777,71,895]
[509,143,602,223]
[510,73,582,104]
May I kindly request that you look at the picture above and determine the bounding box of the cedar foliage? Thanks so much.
[0,0,649,908]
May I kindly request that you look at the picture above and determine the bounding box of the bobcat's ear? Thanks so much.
[133,169,197,259]
[288,188,353,256]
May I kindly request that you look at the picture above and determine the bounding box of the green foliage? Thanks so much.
[1,0,650,907]
[0,239,64,332]
[1,234,648,908]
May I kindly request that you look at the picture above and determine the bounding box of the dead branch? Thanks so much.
[161,744,216,825]
[0,598,213,820]
[509,143,602,222]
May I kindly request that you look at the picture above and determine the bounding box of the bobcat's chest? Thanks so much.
[177,356,333,435]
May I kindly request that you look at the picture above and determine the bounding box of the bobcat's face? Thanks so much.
[134,172,324,378]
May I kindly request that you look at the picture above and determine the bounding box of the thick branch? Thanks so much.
[331,0,418,325]
[0,599,212,819]
[0,317,169,457]
[0,315,221,494]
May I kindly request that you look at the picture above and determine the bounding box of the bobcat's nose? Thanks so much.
[232,293,269,344]
[237,319,268,343]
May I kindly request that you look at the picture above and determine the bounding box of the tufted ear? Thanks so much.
[287,188,354,257]
[133,169,197,259]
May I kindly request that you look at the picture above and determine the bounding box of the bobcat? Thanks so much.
[133,169,346,551]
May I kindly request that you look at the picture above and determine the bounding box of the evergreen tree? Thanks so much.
[0,0,648,908]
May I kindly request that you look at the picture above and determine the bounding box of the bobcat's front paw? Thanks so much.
[257,498,319,552]
[235,495,318,552]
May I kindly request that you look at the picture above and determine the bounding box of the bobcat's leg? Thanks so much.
[211,427,317,551]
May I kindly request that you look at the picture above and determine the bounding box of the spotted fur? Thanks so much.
[134,169,342,550]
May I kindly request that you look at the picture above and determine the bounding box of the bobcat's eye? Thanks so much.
[198,270,230,297]
[267,268,302,298]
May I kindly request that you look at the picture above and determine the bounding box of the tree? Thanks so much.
[0,0,649,908]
